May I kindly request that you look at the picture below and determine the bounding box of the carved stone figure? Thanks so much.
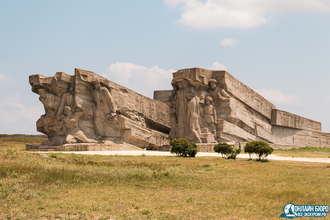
[186,91,202,143]
[57,106,97,144]
[202,96,217,134]
[56,82,82,119]
[208,78,233,125]
[92,80,118,138]
[209,79,230,101]
[176,79,191,138]
[167,89,177,140]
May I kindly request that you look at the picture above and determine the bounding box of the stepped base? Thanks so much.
[26,141,145,151]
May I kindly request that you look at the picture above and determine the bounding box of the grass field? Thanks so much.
[0,135,330,219]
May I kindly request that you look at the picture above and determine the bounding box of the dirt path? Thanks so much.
[51,151,330,164]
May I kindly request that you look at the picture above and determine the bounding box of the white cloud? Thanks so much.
[164,0,330,29]
[0,94,25,109]
[103,62,175,98]
[220,38,240,47]
[0,94,44,134]
[209,62,227,70]
[0,72,9,84]
[255,89,301,106]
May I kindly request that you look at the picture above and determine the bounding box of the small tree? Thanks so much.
[244,141,273,161]
[244,141,260,160]
[170,138,198,157]
[214,142,231,158]
[258,146,274,162]
[214,142,241,160]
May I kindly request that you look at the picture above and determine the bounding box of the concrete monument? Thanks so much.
[27,69,170,151]
[27,67,330,151]
[154,68,330,149]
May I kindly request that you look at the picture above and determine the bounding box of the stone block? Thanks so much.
[271,109,321,131]
[153,90,172,103]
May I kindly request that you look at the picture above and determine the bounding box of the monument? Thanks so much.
[27,68,170,151]
[155,68,330,149]
[27,67,330,151]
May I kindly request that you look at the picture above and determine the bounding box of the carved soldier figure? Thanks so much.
[209,78,233,120]
[176,79,191,138]
[167,88,178,140]
[92,80,118,138]
[56,82,82,119]
[186,91,202,143]
[202,96,217,134]
[57,106,97,144]
[209,79,230,102]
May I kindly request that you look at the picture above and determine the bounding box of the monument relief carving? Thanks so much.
[91,80,118,139]
[154,67,330,149]
[57,106,97,144]
[27,68,170,151]
[186,91,202,143]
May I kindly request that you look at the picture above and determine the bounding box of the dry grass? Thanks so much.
[0,148,330,219]
[274,147,330,158]
[0,137,330,219]
[0,134,47,152]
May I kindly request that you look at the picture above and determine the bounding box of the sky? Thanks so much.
[0,0,330,134]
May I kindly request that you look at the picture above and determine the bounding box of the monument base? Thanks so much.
[26,142,145,151]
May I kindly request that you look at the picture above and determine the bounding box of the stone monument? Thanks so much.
[27,68,170,151]
[154,68,330,149]
[28,67,330,151]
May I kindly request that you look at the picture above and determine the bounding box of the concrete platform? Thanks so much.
[26,142,144,151]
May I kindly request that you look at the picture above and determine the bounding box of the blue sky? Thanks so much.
[0,0,330,134]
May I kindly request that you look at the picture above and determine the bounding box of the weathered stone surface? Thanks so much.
[219,71,275,120]
[167,67,277,144]
[217,119,256,142]
[172,68,275,119]
[28,68,170,150]
[271,109,321,131]
[154,90,172,103]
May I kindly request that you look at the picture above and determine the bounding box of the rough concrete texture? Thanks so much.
[28,68,170,151]
[271,109,321,131]
[154,90,172,103]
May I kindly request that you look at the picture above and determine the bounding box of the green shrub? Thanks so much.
[214,142,241,160]
[244,141,273,161]
[214,142,231,158]
[170,138,198,157]
[258,146,274,161]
